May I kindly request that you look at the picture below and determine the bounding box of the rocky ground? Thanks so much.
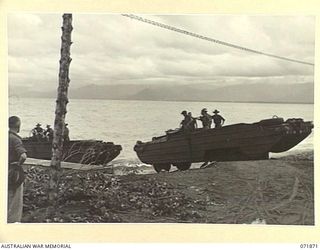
[21,151,314,224]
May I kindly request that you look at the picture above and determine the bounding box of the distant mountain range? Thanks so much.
[10,82,314,104]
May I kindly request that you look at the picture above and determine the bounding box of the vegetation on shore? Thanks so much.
[22,151,314,224]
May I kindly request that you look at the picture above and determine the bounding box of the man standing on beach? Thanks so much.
[8,116,27,223]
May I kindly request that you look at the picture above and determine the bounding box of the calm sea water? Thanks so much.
[9,98,314,164]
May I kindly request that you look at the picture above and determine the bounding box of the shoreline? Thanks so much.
[21,150,314,224]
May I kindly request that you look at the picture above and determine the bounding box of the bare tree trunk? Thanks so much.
[48,14,73,203]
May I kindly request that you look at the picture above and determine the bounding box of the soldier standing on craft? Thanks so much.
[63,123,70,142]
[180,111,192,131]
[198,108,212,129]
[44,125,54,141]
[8,116,27,223]
[31,123,45,141]
[212,109,225,128]
[187,112,197,131]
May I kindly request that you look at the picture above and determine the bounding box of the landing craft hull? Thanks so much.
[134,118,313,168]
[22,139,122,165]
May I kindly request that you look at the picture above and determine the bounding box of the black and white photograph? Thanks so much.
[7,13,314,225]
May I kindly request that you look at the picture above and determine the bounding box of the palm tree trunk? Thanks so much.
[48,13,73,202]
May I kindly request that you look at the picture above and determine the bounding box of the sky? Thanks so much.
[8,13,315,91]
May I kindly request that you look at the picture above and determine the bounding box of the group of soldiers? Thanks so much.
[30,123,70,142]
[180,108,225,131]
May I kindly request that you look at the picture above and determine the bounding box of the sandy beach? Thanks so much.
[20,150,314,224]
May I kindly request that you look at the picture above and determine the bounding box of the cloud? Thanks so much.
[8,13,315,90]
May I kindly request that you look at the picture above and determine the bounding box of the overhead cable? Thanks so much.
[122,14,314,66]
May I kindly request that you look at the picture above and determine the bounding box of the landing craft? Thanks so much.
[23,139,122,165]
[134,117,313,172]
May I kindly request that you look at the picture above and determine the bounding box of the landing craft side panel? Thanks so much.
[23,142,52,160]
[22,140,122,165]
[137,133,282,164]
[191,130,272,146]
[139,129,281,157]
[162,125,278,146]
[146,126,269,152]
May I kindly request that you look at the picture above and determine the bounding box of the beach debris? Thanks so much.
[250,218,267,224]
[200,162,217,169]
